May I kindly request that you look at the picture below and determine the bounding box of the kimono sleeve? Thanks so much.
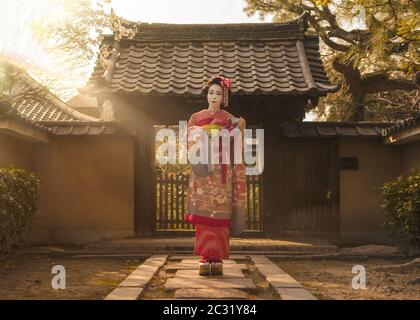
[185,113,198,154]
[187,113,196,128]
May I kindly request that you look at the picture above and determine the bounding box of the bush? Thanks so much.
[0,166,40,252]
[381,170,420,247]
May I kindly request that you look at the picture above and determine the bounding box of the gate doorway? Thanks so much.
[153,124,264,235]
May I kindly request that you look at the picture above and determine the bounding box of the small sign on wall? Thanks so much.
[340,157,359,170]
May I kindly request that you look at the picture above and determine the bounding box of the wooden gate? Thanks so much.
[155,171,263,233]
[264,138,340,236]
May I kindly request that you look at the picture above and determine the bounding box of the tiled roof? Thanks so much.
[382,112,420,136]
[0,101,50,132]
[87,13,338,98]
[281,121,394,137]
[41,121,124,136]
[3,72,125,136]
[11,73,99,122]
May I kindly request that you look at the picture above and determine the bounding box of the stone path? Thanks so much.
[104,254,317,300]
[251,255,317,300]
[165,258,255,299]
[85,237,336,254]
[105,255,168,300]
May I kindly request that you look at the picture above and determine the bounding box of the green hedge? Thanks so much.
[381,170,420,247]
[0,166,40,252]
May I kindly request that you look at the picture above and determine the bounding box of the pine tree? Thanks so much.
[244,0,420,121]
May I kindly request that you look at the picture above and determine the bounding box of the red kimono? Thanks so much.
[184,108,246,262]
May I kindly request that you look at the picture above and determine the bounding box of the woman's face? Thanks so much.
[207,84,223,108]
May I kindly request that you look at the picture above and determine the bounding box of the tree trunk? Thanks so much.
[347,94,365,121]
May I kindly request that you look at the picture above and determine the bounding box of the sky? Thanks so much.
[0,0,271,96]
[0,0,271,67]
[112,0,271,24]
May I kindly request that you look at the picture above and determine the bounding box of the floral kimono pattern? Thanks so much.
[184,109,246,261]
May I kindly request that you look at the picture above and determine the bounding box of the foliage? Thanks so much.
[0,56,24,102]
[381,170,420,247]
[244,0,420,121]
[315,89,420,121]
[0,55,59,116]
[31,0,138,78]
[0,0,139,100]
[0,166,40,252]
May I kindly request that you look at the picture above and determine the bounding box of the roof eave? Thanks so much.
[383,123,420,145]
[0,115,50,143]
[281,121,395,138]
[103,12,310,43]
[81,85,340,99]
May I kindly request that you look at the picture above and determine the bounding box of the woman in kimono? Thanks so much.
[184,75,246,276]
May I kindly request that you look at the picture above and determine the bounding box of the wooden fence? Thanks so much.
[155,171,263,232]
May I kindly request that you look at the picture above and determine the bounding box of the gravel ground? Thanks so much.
[272,257,420,300]
[0,251,142,299]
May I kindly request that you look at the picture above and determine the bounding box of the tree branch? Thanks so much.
[306,14,350,52]
[361,72,418,93]
[332,57,361,87]
[320,4,367,43]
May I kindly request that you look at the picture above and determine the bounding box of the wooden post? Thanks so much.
[262,103,279,237]
[134,108,155,237]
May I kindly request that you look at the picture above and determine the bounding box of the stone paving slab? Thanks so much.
[255,263,287,276]
[181,259,237,264]
[105,287,144,300]
[105,255,167,300]
[73,253,151,259]
[251,255,276,265]
[119,260,165,287]
[175,288,248,300]
[175,268,245,278]
[170,255,247,260]
[250,255,317,299]
[165,277,256,290]
[166,263,248,271]
[251,256,294,276]
[276,288,317,300]
[265,275,303,288]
